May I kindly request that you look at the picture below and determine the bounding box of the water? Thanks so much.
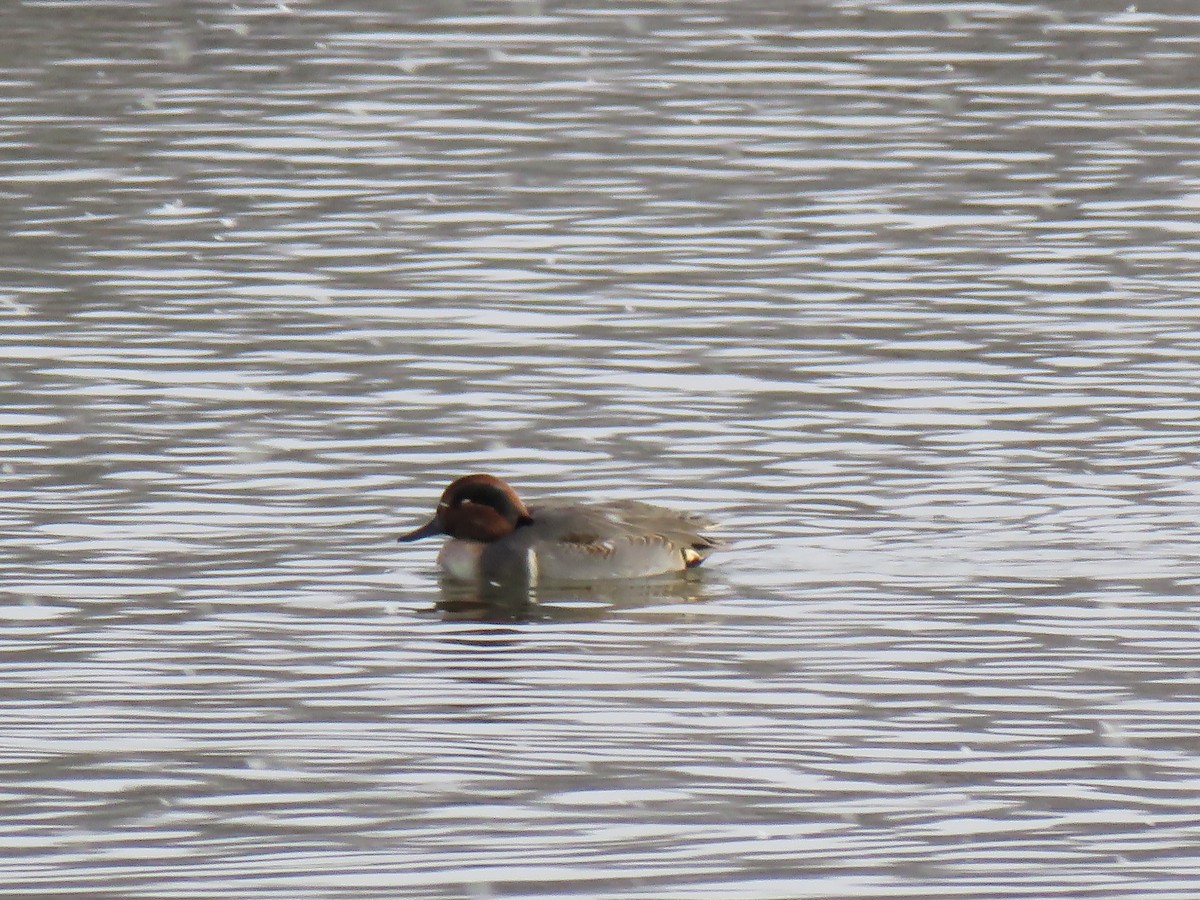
[3,1,1200,897]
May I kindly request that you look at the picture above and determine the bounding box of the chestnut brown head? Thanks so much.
[397,474,533,544]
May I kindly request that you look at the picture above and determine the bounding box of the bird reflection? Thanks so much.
[430,571,713,622]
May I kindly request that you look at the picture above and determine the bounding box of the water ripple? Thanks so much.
[3,1,1200,898]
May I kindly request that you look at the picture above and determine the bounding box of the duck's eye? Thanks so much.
[457,485,509,511]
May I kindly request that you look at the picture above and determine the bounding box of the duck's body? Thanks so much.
[399,475,721,584]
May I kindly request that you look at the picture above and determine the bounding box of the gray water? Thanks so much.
[4,1,1200,897]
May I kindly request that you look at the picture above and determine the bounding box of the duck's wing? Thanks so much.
[530,500,719,546]
[511,500,722,581]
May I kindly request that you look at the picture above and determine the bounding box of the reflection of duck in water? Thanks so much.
[398,474,722,585]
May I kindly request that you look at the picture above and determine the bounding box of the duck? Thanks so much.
[398,474,722,584]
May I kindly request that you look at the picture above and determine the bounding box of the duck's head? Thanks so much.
[398,474,533,544]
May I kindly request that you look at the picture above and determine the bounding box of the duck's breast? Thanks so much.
[436,539,484,581]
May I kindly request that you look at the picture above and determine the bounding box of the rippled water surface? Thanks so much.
[4,1,1200,897]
